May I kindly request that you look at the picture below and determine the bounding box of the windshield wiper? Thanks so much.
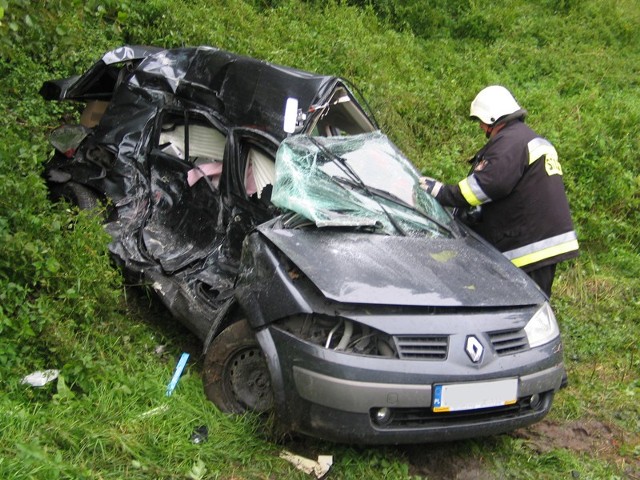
[366,184,456,237]
[308,137,407,236]
[331,171,456,237]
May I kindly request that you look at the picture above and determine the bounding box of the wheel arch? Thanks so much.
[201,308,289,427]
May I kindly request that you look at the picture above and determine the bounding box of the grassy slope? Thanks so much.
[0,0,638,478]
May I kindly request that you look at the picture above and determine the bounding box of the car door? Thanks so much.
[215,127,281,269]
[142,109,228,273]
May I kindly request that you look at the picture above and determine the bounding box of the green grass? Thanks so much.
[1,0,639,478]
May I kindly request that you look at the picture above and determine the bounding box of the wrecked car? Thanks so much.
[40,45,566,444]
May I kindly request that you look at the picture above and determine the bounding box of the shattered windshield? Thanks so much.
[271,132,454,237]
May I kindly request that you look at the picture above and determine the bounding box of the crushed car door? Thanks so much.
[217,127,281,270]
[142,109,228,273]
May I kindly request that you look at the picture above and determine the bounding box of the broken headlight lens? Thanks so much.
[274,314,398,358]
[524,302,560,348]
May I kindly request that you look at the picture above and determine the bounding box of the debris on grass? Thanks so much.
[279,450,333,478]
[20,369,59,387]
[190,425,209,444]
[166,352,189,396]
[137,404,170,419]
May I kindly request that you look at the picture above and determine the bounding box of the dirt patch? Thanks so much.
[402,441,497,480]
[512,419,640,477]
[398,419,640,479]
[513,419,622,456]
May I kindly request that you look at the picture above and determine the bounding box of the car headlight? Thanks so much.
[524,302,560,348]
[274,314,398,358]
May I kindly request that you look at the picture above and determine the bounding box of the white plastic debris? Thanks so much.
[21,369,60,387]
[279,450,333,479]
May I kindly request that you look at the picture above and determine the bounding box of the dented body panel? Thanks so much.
[258,229,539,307]
[42,45,375,342]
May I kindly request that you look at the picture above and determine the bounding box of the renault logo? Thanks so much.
[465,336,484,363]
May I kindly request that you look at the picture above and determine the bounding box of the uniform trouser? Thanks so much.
[525,264,557,298]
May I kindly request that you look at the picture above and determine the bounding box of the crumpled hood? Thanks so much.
[259,228,543,307]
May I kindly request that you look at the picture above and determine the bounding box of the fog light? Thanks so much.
[529,394,542,410]
[374,407,393,425]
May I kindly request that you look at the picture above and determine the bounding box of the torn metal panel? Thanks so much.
[39,45,163,101]
[41,45,375,342]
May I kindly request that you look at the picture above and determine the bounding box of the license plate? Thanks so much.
[432,378,518,412]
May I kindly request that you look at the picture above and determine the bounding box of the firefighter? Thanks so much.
[420,85,579,297]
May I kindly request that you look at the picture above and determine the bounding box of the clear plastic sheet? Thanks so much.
[272,132,452,236]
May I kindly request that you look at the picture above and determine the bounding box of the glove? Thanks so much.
[419,176,443,198]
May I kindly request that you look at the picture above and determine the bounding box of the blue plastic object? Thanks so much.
[166,352,190,396]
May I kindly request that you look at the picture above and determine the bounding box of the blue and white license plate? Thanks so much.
[432,378,518,412]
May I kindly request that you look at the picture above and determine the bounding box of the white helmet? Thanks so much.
[470,85,522,125]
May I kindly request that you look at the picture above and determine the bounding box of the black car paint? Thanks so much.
[41,45,374,343]
[257,228,541,307]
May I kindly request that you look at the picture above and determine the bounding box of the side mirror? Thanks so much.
[283,97,299,134]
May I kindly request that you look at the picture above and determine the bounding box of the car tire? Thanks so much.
[203,319,274,414]
[59,181,100,210]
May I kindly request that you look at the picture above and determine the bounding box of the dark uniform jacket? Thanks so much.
[436,120,579,272]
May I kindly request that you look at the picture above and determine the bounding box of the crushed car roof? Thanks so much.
[40,45,355,141]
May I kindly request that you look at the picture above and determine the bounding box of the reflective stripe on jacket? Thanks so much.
[436,120,579,271]
[503,231,579,268]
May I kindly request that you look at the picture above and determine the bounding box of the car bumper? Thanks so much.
[257,327,565,444]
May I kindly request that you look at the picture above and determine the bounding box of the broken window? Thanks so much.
[308,87,375,137]
[157,111,227,188]
[272,132,453,237]
[245,147,276,200]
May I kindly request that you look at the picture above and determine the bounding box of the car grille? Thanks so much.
[394,335,448,360]
[488,328,529,355]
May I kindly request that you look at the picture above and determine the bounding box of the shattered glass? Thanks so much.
[272,132,453,236]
